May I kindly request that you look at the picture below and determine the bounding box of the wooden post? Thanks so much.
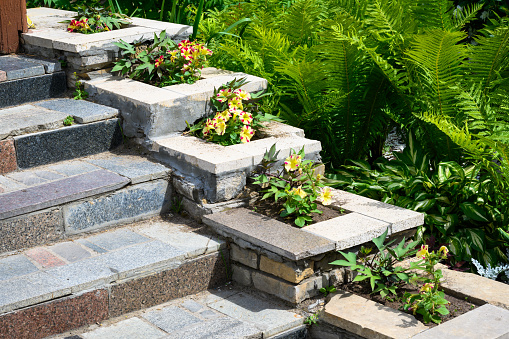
[0,0,28,54]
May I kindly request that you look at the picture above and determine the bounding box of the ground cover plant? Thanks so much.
[65,4,130,33]
[112,31,212,86]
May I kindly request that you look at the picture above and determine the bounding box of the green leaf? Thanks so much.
[466,228,486,252]
[372,227,389,252]
[460,202,489,222]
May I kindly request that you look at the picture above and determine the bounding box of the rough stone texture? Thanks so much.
[309,322,365,339]
[0,72,67,109]
[0,169,129,220]
[0,208,64,254]
[203,208,335,261]
[169,317,262,339]
[25,248,66,268]
[64,180,171,233]
[439,265,509,310]
[5,171,49,186]
[0,70,6,82]
[322,290,427,339]
[181,300,204,313]
[76,239,108,254]
[180,196,249,221]
[0,254,38,282]
[208,292,304,337]
[303,213,390,251]
[0,139,16,174]
[84,154,170,184]
[0,104,69,140]
[15,118,123,169]
[0,55,45,80]
[231,243,258,269]
[46,161,100,176]
[34,98,119,124]
[0,290,108,339]
[270,325,307,339]
[232,263,253,286]
[410,304,509,339]
[84,229,150,251]
[32,170,64,181]
[108,252,229,317]
[11,55,62,73]
[0,175,26,193]
[172,176,204,202]
[143,306,201,333]
[259,256,314,284]
[81,317,165,339]
[48,242,92,262]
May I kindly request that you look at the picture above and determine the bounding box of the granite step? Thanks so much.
[0,152,172,254]
[0,216,232,339]
[45,286,306,339]
[0,98,122,174]
[0,54,66,108]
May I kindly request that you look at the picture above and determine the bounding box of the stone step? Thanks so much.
[0,152,172,254]
[0,217,231,339]
[46,286,306,339]
[0,55,66,108]
[0,98,122,174]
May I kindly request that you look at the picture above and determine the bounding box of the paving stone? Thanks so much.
[49,242,91,262]
[410,304,509,339]
[5,171,49,186]
[0,175,26,193]
[135,222,223,258]
[0,208,64,254]
[76,239,108,254]
[0,254,38,281]
[259,256,314,284]
[143,306,202,333]
[84,154,170,184]
[81,317,165,339]
[34,99,119,124]
[0,290,108,339]
[303,213,390,250]
[15,118,123,169]
[203,208,335,261]
[0,169,129,220]
[322,290,427,339]
[0,72,67,109]
[231,243,258,269]
[0,70,5,82]
[25,248,66,268]
[199,309,220,319]
[0,55,45,80]
[208,292,304,337]
[11,55,62,73]
[47,161,100,176]
[64,180,170,233]
[0,271,72,313]
[181,299,203,313]
[0,104,69,140]
[0,139,16,174]
[85,229,150,251]
[269,325,307,339]
[167,317,262,339]
[33,169,65,181]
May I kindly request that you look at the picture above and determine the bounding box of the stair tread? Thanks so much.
[0,217,224,315]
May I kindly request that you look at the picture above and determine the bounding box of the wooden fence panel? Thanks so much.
[0,0,28,54]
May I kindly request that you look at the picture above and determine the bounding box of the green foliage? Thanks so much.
[252,145,332,227]
[330,228,419,299]
[63,116,74,126]
[64,5,130,33]
[327,133,509,268]
[186,78,277,145]
[73,73,89,100]
[304,313,319,325]
[112,31,211,86]
[319,286,337,297]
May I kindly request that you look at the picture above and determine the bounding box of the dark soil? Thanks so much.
[342,281,479,327]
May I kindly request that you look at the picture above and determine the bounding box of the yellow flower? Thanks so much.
[318,186,333,205]
[234,88,251,100]
[290,186,307,199]
[416,245,429,259]
[239,111,253,125]
[228,97,243,109]
[284,154,302,172]
[240,125,254,143]
[202,118,214,136]
[214,118,226,135]
[218,109,232,122]
[420,283,434,293]
[167,49,179,62]
[216,89,231,103]
[439,246,449,258]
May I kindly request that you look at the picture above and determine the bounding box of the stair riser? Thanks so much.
[0,252,229,339]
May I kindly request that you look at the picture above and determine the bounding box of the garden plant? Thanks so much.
[65,4,130,33]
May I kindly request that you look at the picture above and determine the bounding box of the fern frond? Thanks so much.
[451,2,483,29]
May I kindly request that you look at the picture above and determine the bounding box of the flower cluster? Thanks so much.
[161,40,212,75]
[67,18,95,33]
[66,6,129,34]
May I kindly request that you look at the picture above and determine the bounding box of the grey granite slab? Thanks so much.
[410,304,509,339]
[0,271,71,313]
[0,55,45,80]
[63,180,170,233]
[0,169,129,220]
[11,55,62,73]
[0,72,67,109]
[32,170,65,181]
[84,154,170,184]
[0,104,69,140]
[81,317,166,339]
[5,171,49,186]
[46,161,100,176]
[0,254,39,281]
[181,300,204,313]
[84,229,150,251]
[203,208,335,261]
[48,241,91,262]
[76,239,108,254]
[34,99,119,124]
[0,175,26,193]
[15,118,123,169]
[168,317,262,339]
[208,292,304,337]
[143,306,202,333]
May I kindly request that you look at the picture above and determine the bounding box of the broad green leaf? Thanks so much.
[460,202,489,222]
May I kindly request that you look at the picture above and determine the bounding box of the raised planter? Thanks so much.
[21,8,192,85]
[317,267,509,339]
[202,188,424,303]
